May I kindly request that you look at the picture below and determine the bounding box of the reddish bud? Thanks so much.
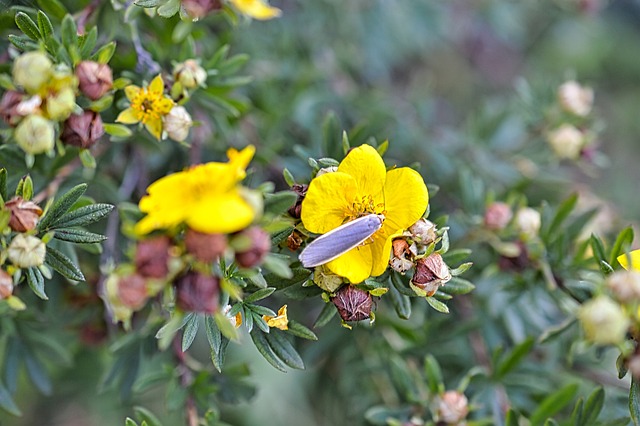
[5,196,43,232]
[182,0,223,19]
[0,270,13,299]
[484,202,513,231]
[331,285,372,322]
[176,272,219,314]
[75,61,113,100]
[184,229,226,263]
[287,184,308,219]
[117,273,148,309]
[61,111,105,149]
[412,253,451,296]
[135,237,171,278]
[0,91,25,126]
[234,227,271,268]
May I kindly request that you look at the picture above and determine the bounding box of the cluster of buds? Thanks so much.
[545,80,595,161]
[389,218,452,296]
[1,51,112,155]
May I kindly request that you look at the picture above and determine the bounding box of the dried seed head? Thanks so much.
[61,111,105,149]
[389,239,416,273]
[286,229,304,251]
[234,227,271,268]
[75,61,113,100]
[184,229,227,263]
[5,196,43,232]
[412,253,451,296]
[175,272,219,314]
[135,236,171,278]
[409,218,437,245]
[331,285,373,322]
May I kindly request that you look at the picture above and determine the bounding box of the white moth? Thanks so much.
[300,214,385,268]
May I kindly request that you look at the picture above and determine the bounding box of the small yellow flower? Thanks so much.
[263,305,288,330]
[230,0,282,20]
[301,144,429,283]
[116,75,174,140]
[618,250,640,270]
[135,145,256,235]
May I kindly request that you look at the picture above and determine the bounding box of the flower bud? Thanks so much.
[331,285,372,322]
[578,295,629,345]
[286,229,304,251]
[514,207,541,239]
[163,106,193,141]
[558,80,593,117]
[134,236,171,278]
[61,111,104,148]
[0,270,13,299]
[45,87,76,121]
[389,239,416,273]
[13,51,53,94]
[606,270,640,302]
[0,91,25,126]
[176,272,219,313]
[173,59,207,89]
[184,229,226,263]
[313,264,344,292]
[8,234,46,268]
[234,227,271,268]
[5,197,43,232]
[484,202,513,231]
[182,0,223,19]
[435,391,469,424]
[412,253,451,296]
[316,166,338,177]
[288,184,308,219]
[14,114,55,155]
[75,61,113,100]
[409,218,437,245]
[546,124,585,160]
[117,273,148,309]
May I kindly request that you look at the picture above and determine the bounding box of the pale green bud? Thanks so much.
[173,59,207,89]
[515,207,541,239]
[45,87,76,121]
[163,106,193,141]
[578,295,629,345]
[8,234,46,268]
[12,51,54,94]
[14,115,55,154]
[546,124,585,160]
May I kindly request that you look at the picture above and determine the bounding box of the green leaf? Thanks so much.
[24,352,51,395]
[440,277,475,295]
[38,184,88,231]
[264,191,298,216]
[244,304,275,317]
[262,254,293,279]
[376,139,389,156]
[104,123,133,138]
[388,278,411,319]
[125,418,137,426]
[79,149,96,169]
[0,378,21,416]
[285,320,317,340]
[263,267,311,290]
[214,311,239,341]
[8,35,35,51]
[495,337,534,379]
[15,12,42,41]
[538,318,576,344]
[424,354,444,394]
[36,11,53,41]
[342,130,350,155]
[37,0,67,19]
[157,0,181,17]
[181,314,199,352]
[610,227,635,267]
[283,169,296,187]
[582,387,604,425]
[52,228,107,244]
[530,383,579,425]
[426,296,449,313]
[544,193,577,240]
[60,14,77,51]
[570,397,584,426]
[93,42,117,64]
[79,26,97,58]
[264,331,305,370]
[590,234,607,265]
[133,406,163,426]
[313,302,337,328]
[0,168,6,202]
[49,203,114,229]
[250,329,287,372]
[505,409,520,426]
[205,315,229,372]
[25,267,47,300]
[631,376,640,426]
[155,312,188,350]
[321,111,341,158]
[45,246,85,281]
[134,0,162,7]
[244,287,275,304]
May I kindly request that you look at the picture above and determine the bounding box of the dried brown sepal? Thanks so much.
[5,196,43,232]
[331,285,372,322]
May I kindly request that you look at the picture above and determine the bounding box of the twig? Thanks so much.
[173,337,198,426]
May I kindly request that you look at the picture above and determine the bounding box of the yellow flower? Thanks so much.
[135,145,256,235]
[618,250,640,270]
[301,144,429,283]
[263,305,288,330]
[116,75,174,140]
[230,0,282,20]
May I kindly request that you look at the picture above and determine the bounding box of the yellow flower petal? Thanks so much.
[327,243,374,284]
[382,167,429,231]
[301,172,358,234]
[370,229,403,277]
[338,144,386,206]
[231,0,282,20]
[263,305,288,330]
[145,118,163,140]
[227,145,256,172]
[124,85,141,101]
[157,97,175,114]
[618,250,640,270]
[116,108,140,124]
[186,192,255,234]
[148,75,164,95]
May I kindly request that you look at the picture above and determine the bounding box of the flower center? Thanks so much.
[345,195,385,223]
[132,91,163,123]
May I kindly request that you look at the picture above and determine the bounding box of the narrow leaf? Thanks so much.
[15,12,42,41]
[50,203,113,229]
[530,383,579,425]
[630,376,640,426]
[52,228,107,244]
[264,191,298,216]
[582,387,604,425]
[244,287,276,304]
[495,338,534,379]
[60,14,77,50]
[426,296,449,313]
[45,246,85,281]
[285,320,318,341]
[388,279,411,319]
[545,193,578,240]
[181,314,199,352]
[37,0,67,19]
[36,11,54,41]
[25,267,47,300]
[264,331,305,370]
[0,379,21,416]
[250,329,287,372]
[0,168,6,202]
[610,227,635,267]
[313,303,337,328]
[424,354,444,394]
[38,184,88,231]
